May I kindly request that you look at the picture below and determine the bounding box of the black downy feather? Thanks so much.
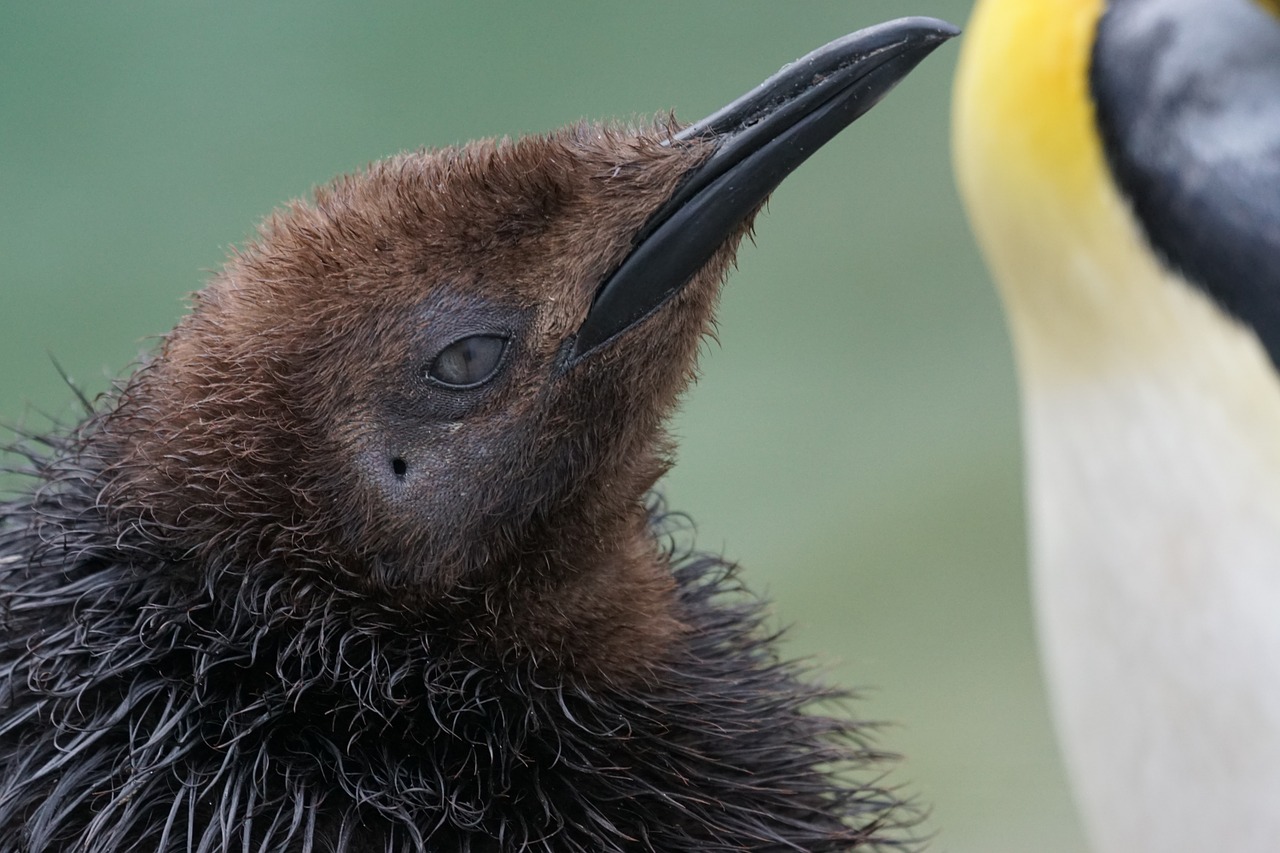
[0,417,914,852]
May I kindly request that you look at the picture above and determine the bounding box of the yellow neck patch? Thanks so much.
[954,0,1107,210]
[953,0,1280,393]
[1259,0,1280,20]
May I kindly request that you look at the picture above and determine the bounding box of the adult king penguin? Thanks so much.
[955,0,1280,851]
[0,18,955,853]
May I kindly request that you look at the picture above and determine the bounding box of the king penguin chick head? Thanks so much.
[0,18,955,853]
[955,1,1280,851]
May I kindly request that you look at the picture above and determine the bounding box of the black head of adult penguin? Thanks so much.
[0,18,955,852]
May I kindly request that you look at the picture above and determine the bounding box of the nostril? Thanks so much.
[391,458,408,479]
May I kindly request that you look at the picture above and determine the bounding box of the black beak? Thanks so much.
[568,16,959,363]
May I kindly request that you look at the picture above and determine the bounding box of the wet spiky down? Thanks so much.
[0,123,915,851]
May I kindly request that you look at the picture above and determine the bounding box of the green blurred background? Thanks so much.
[0,3,1086,850]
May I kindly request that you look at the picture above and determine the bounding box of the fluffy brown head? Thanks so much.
[98,121,738,676]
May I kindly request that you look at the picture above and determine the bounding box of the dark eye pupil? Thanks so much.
[427,335,507,387]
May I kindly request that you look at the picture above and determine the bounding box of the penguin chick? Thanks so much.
[0,19,954,853]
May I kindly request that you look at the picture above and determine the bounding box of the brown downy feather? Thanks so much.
[0,120,916,851]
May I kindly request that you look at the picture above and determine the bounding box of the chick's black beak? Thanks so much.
[568,17,959,363]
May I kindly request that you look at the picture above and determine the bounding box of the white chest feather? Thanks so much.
[1007,231,1280,850]
[1025,358,1280,852]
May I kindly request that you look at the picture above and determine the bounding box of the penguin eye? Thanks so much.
[426,335,508,388]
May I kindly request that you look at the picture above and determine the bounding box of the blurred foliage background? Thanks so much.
[1,3,1086,850]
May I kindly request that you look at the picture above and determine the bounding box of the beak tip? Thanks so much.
[893,15,962,42]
